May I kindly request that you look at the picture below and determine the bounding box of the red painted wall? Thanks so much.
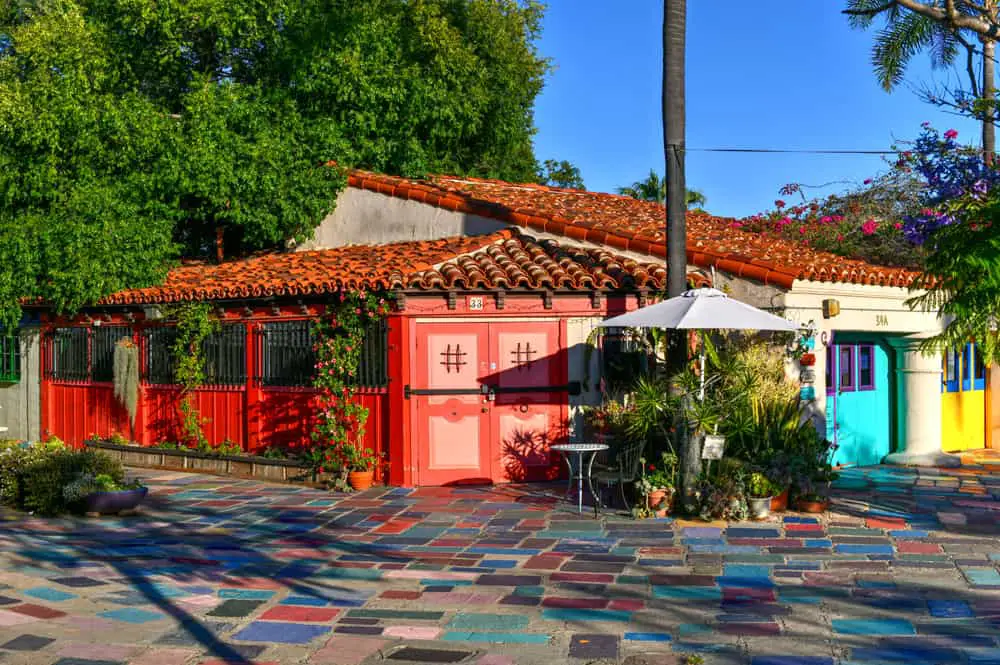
[40,316,390,460]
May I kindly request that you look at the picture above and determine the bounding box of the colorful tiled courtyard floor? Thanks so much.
[0,463,999,665]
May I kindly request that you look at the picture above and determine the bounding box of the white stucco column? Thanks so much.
[884,335,961,468]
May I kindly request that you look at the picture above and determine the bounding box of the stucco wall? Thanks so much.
[0,328,40,441]
[299,188,509,250]
[566,317,604,443]
[783,283,946,452]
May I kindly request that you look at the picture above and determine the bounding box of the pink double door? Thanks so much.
[413,321,568,486]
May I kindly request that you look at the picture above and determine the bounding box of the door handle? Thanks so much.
[481,406,489,413]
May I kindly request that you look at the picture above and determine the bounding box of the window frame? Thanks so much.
[259,320,316,388]
[943,347,961,393]
[143,326,179,386]
[857,344,875,392]
[970,343,986,390]
[48,327,91,382]
[0,333,20,383]
[200,324,248,387]
[837,345,856,392]
[91,326,133,383]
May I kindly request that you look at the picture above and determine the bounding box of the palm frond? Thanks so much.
[844,0,900,29]
[872,10,937,90]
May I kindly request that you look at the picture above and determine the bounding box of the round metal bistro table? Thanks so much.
[551,443,608,515]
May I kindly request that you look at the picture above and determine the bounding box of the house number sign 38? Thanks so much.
[467,296,484,311]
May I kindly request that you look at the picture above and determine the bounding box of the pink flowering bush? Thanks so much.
[738,176,925,268]
[738,125,1000,269]
[310,291,391,475]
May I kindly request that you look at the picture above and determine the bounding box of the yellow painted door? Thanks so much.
[941,343,986,452]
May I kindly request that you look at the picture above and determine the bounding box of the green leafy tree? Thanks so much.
[844,0,1000,161]
[0,0,549,327]
[617,170,706,208]
[907,192,1000,365]
[537,159,585,189]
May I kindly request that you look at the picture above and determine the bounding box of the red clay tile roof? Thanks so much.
[348,171,922,289]
[101,231,703,305]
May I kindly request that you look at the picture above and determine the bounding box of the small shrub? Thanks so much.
[693,457,749,521]
[0,444,30,507]
[260,446,289,460]
[63,472,143,504]
[107,432,131,446]
[18,448,125,515]
[153,441,181,450]
[216,440,242,457]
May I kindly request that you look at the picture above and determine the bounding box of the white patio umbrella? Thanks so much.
[597,287,798,399]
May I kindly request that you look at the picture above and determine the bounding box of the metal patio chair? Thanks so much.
[593,439,645,514]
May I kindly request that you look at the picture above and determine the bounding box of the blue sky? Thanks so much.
[531,1,981,218]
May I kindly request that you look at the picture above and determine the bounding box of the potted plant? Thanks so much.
[692,458,748,522]
[333,441,383,491]
[635,452,677,518]
[765,454,793,512]
[747,472,778,520]
[790,438,839,513]
[63,472,147,515]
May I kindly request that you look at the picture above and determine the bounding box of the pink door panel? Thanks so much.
[414,325,491,486]
[489,322,565,482]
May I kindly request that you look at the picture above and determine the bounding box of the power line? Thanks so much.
[687,147,899,155]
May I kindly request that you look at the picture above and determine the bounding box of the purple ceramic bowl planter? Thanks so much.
[84,486,148,514]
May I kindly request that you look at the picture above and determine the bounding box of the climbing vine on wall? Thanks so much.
[167,302,218,449]
[310,291,391,472]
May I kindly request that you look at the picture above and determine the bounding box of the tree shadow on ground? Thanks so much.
[0,464,997,664]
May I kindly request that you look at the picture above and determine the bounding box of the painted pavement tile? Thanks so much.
[1,467,999,664]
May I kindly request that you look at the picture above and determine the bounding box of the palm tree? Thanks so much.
[617,170,665,202]
[663,0,699,509]
[617,170,706,208]
[686,188,707,210]
[845,0,998,162]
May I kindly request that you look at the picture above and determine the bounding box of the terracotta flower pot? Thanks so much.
[795,497,830,513]
[348,470,374,491]
[647,489,666,509]
[770,488,789,513]
[646,489,672,518]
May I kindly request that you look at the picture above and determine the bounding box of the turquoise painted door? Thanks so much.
[825,341,891,467]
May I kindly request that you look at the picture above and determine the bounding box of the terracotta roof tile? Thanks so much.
[102,231,705,305]
[348,171,921,289]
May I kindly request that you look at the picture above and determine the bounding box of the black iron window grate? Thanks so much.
[602,327,649,391]
[92,326,132,382]
[144,327,178,385]
[258,319,387,388]
[0,334,19,383]
[201,324,247,386]
[50,328,89,381]
[260,321,315,387]
[354,319,388,388]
